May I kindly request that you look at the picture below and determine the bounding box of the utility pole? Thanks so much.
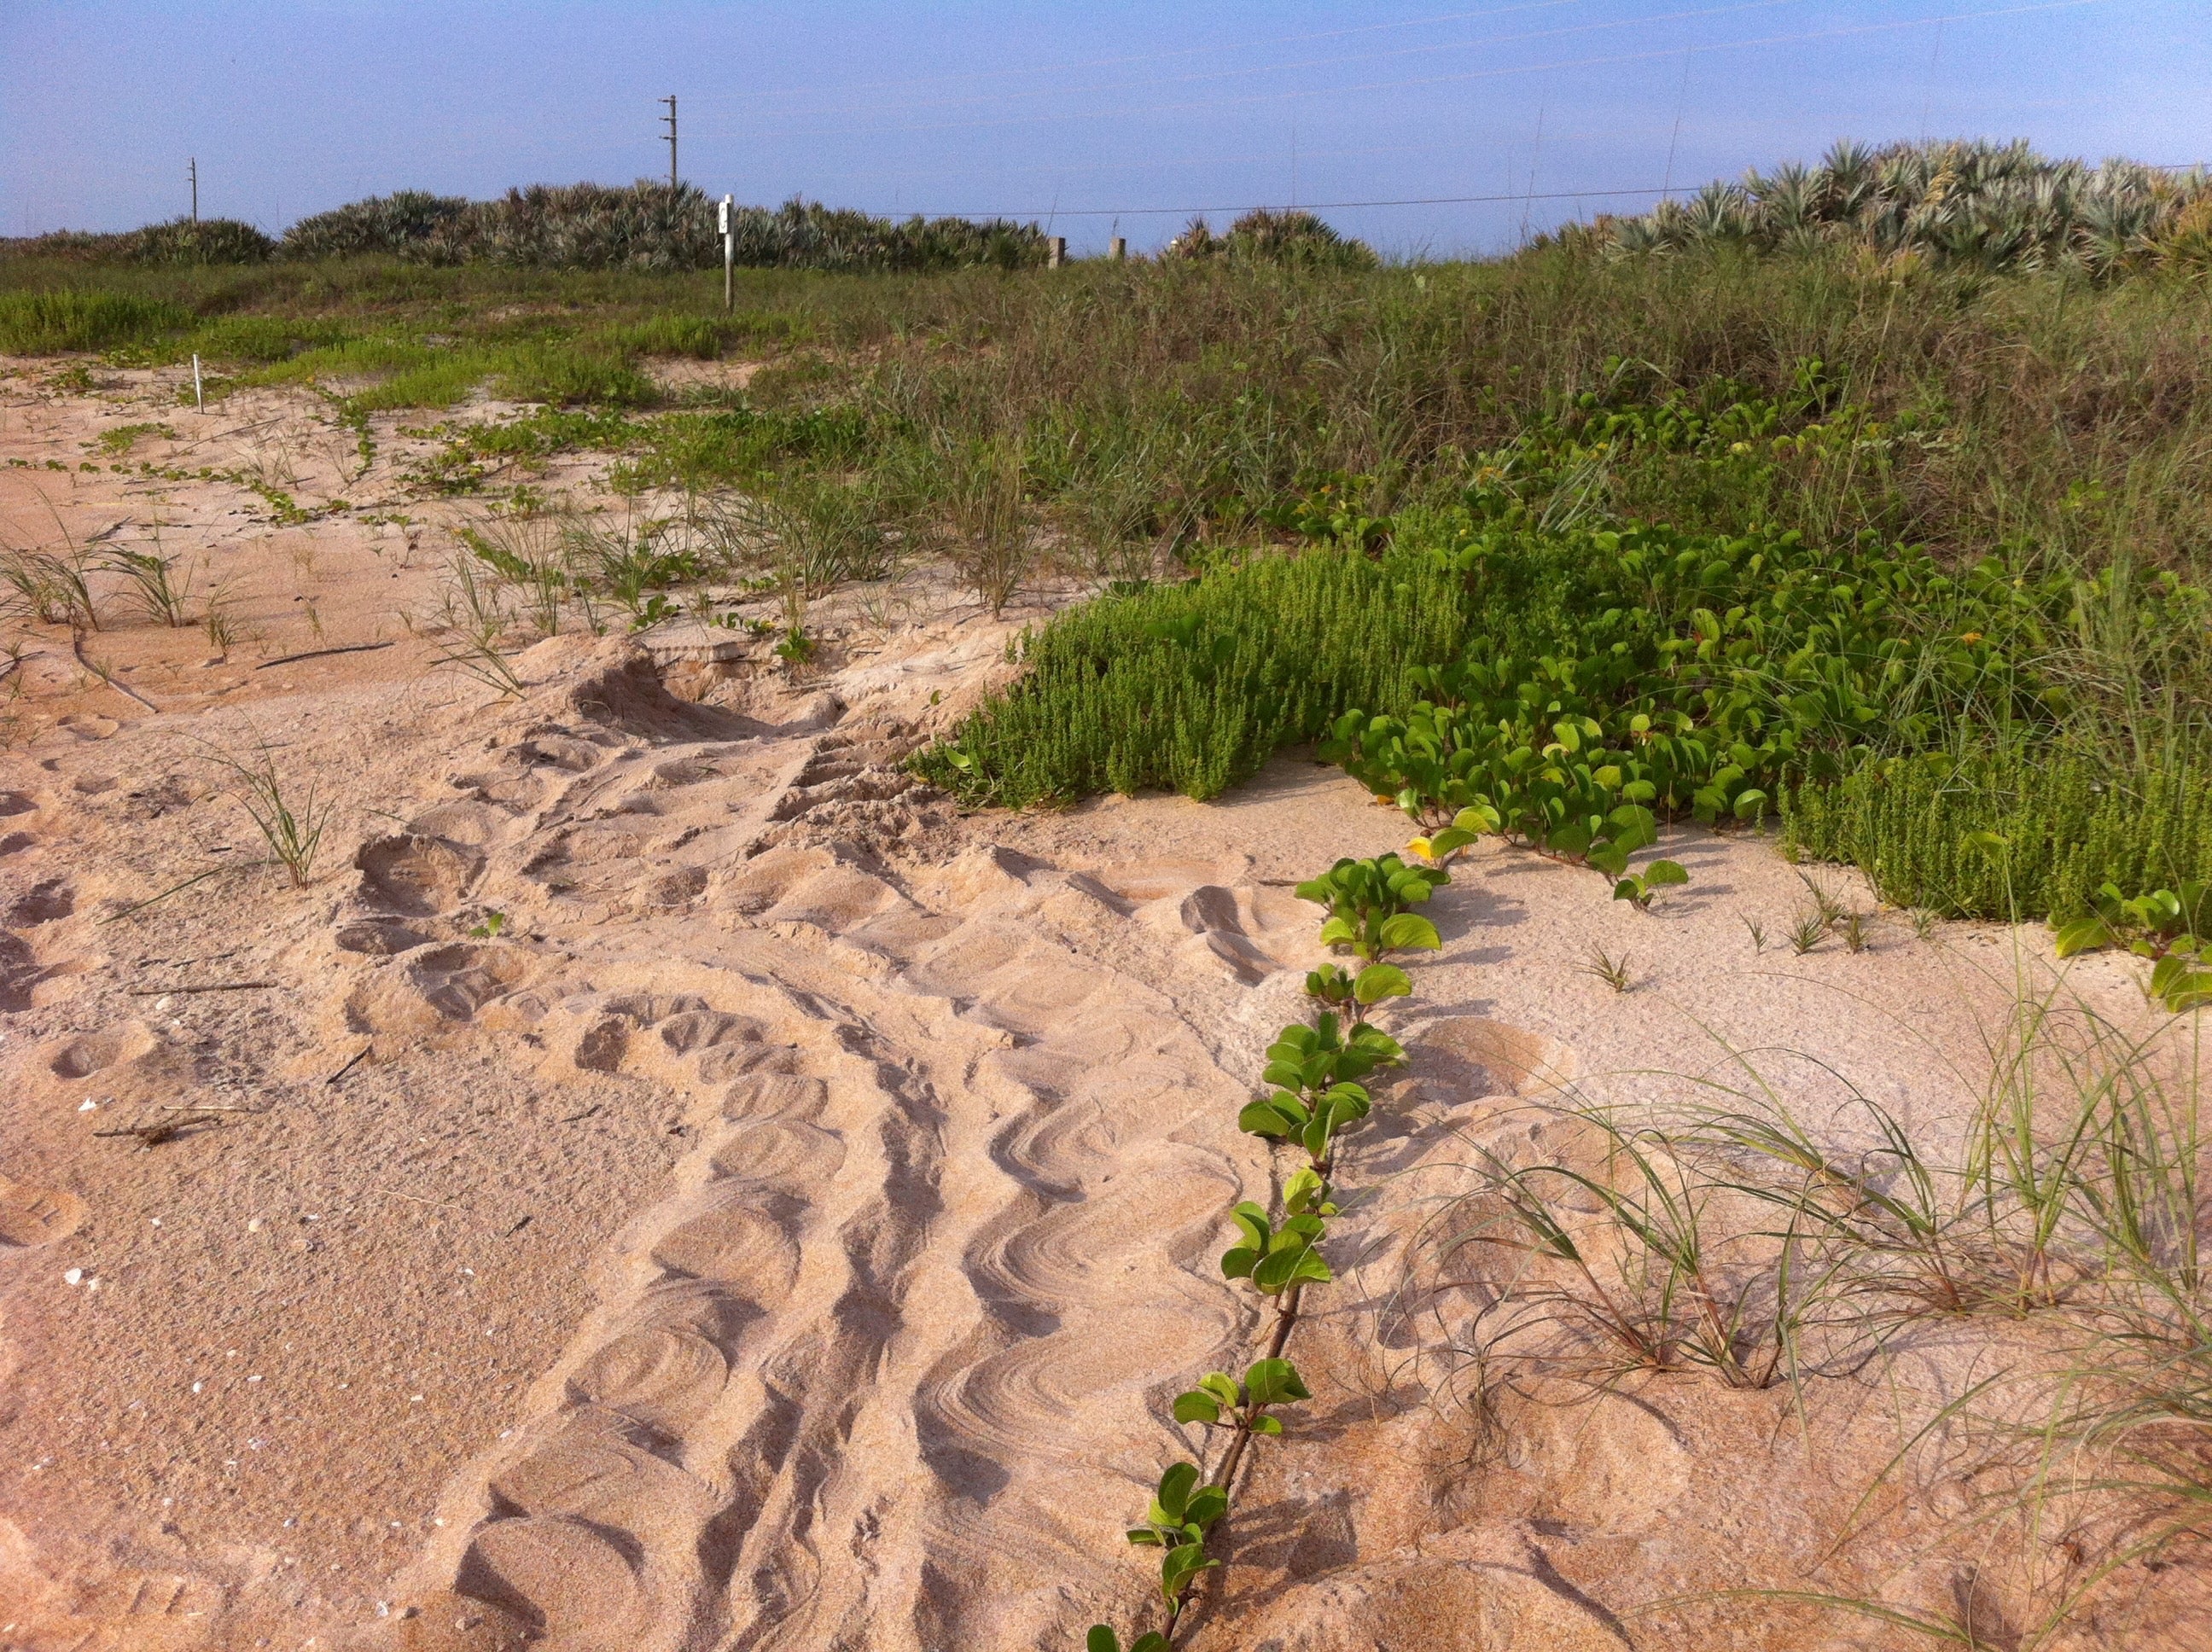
[189,157,198,224]
[720,195,734,313]
[661,96,678,189]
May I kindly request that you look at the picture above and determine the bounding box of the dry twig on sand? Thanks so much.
[126,980,278,996]
[70,628,160,713]
[93,1111,226,1149]
[254,640,395,671]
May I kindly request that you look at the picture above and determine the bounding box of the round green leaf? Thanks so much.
[1173,1390,1223,1426]
[1377,912,1441,952]
[1243,1358,1311,1405]
[1353,963,1412,1003]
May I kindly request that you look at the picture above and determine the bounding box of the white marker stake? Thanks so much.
[720,195,734,314]
[191,353,204,412]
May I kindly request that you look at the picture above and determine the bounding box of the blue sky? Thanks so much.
[4,1,2207,255]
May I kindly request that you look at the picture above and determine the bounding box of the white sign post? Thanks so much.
[720,195,734,314]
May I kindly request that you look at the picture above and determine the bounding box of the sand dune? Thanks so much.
[3,365,2204,1651]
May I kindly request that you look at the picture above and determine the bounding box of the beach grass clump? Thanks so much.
[209,743,333,887]
[0,288,190,353]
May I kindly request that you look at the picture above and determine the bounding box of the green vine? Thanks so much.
[1086,856,1441,1649]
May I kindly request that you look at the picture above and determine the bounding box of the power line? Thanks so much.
[726,0,1811,125]
[861,186,1685,220]
[692,0,2111,144]
[737,0,1593,103]
[851,160,2210,224]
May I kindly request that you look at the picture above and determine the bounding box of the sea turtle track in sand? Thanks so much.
[311,642,1325,1651]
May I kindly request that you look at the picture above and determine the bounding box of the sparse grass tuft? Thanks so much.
[208,743,331,887]
[1576,943,1636,993]
[102,533,197,627]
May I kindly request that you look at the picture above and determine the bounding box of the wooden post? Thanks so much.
[1109,236,1126,261]
[1047,236,1066,268]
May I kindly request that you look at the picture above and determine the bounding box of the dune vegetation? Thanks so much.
[9,140,2212,1643]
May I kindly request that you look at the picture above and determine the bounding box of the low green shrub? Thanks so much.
[280,190,470,259]
[495,342,655,407]
[914,544,1471,806]
[1165,207,1378,270]
[121,216,276,265]
[1780,746,2212,922]
[267,183,1048,274]
[611,405,871,491]
[1591,137,2211,277]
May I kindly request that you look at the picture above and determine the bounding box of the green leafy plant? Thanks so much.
[1085,1627,1167,1652]
[1220,1200,1333,1294]
[1611,858,1689,910]
[1295,852,1447,960]
[1302,961,1412,1012]
[469,910,508,939]
[1121,1461,1225,1627]
[2055,881,2212,961]
[2052,882,2212,1010]
[1239,1014,1404,1168]
[1172,1357,1312,1438]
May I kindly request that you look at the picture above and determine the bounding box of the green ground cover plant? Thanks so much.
[918,355,2212,927]
[1090,854,1426,1649]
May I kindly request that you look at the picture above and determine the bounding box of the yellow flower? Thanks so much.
[1959,631,1984,644]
